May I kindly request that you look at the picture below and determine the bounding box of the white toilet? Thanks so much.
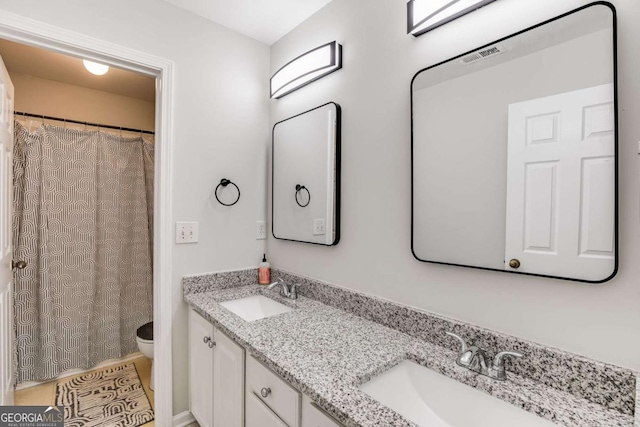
[136,321,154,390]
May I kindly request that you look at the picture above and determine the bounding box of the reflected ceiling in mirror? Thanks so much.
[411,3,617,282]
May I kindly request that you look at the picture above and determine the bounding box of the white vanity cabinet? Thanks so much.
[189,307,343,427]
[302,395,343,427]
[246,391,290,427]
[189,309,214,427]
[245,354,345,427]
[213,327,245,427]
[188,309,245,427]
[246,354,301,427]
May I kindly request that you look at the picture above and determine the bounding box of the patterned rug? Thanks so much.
[55,363,154,427]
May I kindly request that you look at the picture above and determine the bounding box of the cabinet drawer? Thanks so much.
[302,396,343,427]
[246,354,300,427]
[246,391,289,427]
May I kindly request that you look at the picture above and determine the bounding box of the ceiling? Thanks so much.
[0,39,156,102]
[164,0,333,45]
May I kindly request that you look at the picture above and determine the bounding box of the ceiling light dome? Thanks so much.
[83,60,109,76]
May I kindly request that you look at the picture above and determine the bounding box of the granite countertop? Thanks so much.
[184,284,635,427]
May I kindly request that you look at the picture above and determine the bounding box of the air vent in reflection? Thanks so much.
[461,45,506,64]
[461,52,482,64]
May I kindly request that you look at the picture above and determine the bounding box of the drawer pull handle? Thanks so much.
[260,387,271,398]
[208,340,215,348]
[203,336,211,344]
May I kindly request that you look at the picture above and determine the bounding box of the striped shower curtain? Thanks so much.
[12,122,154,383]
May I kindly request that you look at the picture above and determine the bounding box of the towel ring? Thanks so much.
[295,184,310,207]
[215,178,241,206]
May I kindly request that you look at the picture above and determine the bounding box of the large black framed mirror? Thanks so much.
[411,2,617,283]
[272,102,341,246]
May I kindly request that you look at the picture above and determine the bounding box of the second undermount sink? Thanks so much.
[219,295,294,322]
[359,360,555,427]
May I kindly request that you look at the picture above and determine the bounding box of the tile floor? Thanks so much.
[14,355,155,427]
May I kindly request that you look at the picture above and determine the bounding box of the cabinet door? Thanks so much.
[189,309,215,427]
[246,391,289,427]
[213,328,245,427]
[302,396,343,427]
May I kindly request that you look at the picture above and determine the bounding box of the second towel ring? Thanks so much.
[215,178,241,206]
[295,184,310,207]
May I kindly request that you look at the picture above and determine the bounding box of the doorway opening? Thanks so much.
[0,13,174,426]
[3,37,156,425]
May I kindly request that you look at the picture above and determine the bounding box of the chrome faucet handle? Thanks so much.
[493,351,524,368]
[267,278,283,288]
[289,283,299,299]
[445,332,468,354]
[267,279,299,300]
[489,350,524,381]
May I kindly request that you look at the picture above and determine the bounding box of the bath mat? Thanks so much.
[55,363,154,427]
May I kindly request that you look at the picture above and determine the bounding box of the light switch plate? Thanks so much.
[313,219,326,235]
[176,221,199,243]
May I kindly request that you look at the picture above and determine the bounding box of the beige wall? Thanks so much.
[11,72,155,131]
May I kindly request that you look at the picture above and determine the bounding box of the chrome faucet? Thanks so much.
[267,278,299,300]
[446,332,523,381]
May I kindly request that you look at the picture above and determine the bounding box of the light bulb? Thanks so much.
[83,60,109,76]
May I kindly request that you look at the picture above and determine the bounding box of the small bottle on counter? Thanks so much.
[258,254,270,285]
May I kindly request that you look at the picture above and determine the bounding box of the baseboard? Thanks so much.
[16,352,145,391]
[173,411,197,427]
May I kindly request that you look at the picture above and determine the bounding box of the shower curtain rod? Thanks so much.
[15,111,155,135]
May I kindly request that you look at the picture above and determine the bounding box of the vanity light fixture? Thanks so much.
[270,41,342,99]
[408,0,497,36]
[83,59,110,76]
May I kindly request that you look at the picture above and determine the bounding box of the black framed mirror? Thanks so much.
[272,102,341,246]
[411,2,617,283]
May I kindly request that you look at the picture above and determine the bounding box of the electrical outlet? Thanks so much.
[313,219,326,235]
[256,221,267,240]
[176,222,199,243]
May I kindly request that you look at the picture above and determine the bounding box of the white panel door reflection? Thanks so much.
[505,83,615,281]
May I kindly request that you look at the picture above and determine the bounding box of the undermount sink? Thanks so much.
[359,360,554,427]
[219,295,294,322]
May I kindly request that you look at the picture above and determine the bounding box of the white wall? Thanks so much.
[0,0,270,414]
[413,29,611,270]
[269,0,640,371]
